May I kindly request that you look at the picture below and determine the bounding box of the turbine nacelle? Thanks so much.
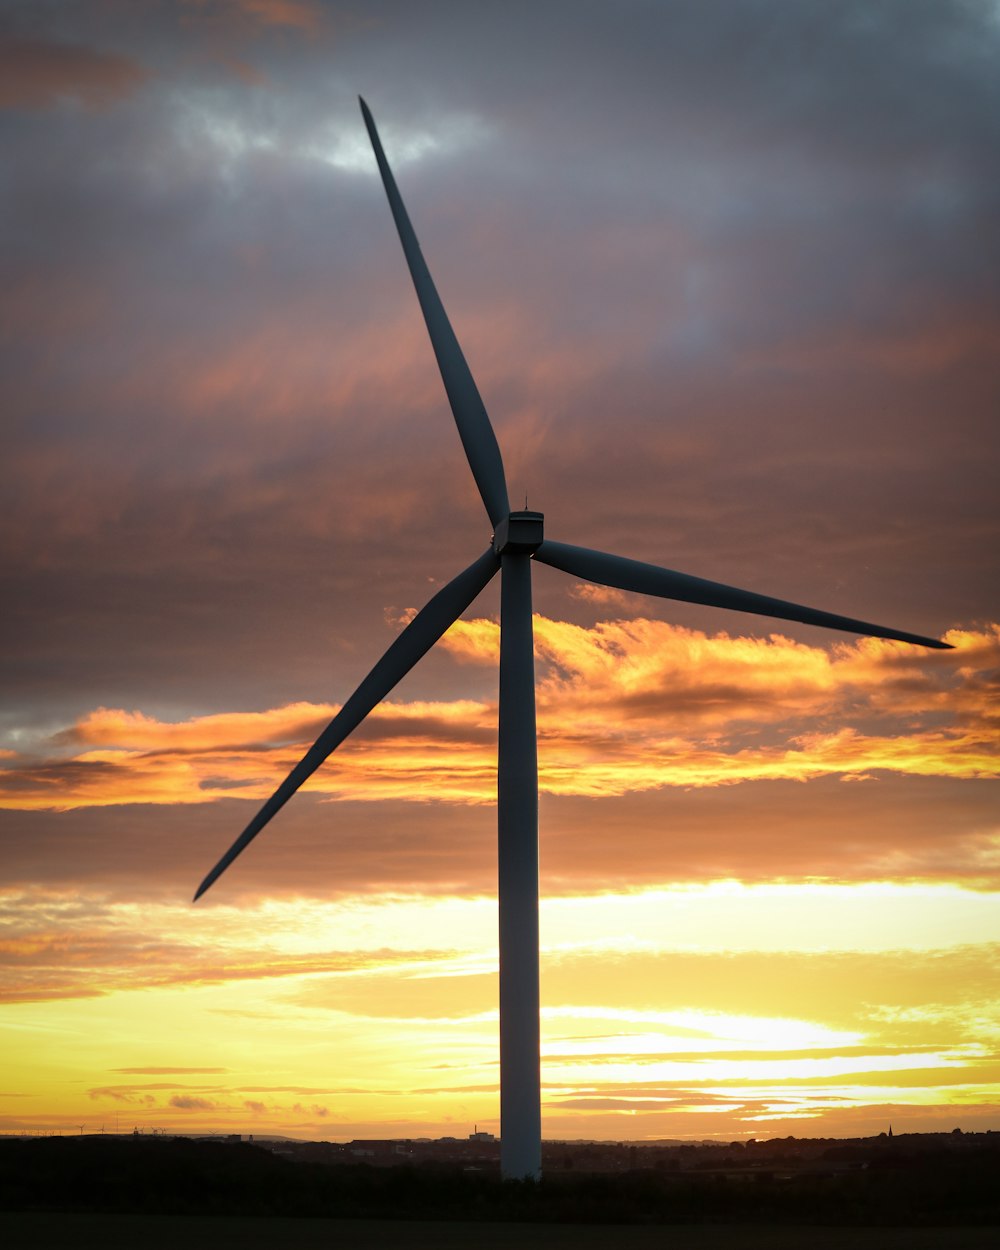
[493,510,544,556]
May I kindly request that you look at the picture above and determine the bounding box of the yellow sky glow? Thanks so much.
[2,879,998,1138]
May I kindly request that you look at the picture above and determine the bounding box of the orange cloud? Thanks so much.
[180,0,322,34]
[444,618,990,727]
[0,32,148,111]
[1,621,995,812]
[0,899,456,1004]
[63,703,338,751]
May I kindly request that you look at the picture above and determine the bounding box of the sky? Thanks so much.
[1,0,998,1144]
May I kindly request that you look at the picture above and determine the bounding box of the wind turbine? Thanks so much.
[195,98,950,1180]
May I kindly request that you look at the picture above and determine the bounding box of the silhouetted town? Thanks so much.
[250,1123,999,1177]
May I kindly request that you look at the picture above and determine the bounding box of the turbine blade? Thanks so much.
[359,97,510,528]
[535,540,951,650]
[194,548,500,901]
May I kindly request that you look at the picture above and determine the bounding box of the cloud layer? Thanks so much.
[2,621,994,811]
[2,0,997,1143]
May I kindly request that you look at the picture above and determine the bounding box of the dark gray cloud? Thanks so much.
[1,2,996,906]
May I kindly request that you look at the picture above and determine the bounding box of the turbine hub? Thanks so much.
[493,510,544,555]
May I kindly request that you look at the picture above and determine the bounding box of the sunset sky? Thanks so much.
[2,0,998,1145]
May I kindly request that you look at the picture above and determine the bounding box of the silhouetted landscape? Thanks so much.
[4,11,999,1247]
[3,1131,998,1227]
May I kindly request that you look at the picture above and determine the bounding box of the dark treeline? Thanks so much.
[2,1136,999,1226]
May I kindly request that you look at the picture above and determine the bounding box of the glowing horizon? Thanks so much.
[4,870,999,1140]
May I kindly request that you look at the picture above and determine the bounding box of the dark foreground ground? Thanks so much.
[2,1212,999,1250]
[2,1135,997,1245]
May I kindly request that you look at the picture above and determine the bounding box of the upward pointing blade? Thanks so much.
[360,97,510,528]
[194,548,500,901]
[535,540,951,649]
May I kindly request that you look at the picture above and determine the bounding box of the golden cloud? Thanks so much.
[1,620,995,812]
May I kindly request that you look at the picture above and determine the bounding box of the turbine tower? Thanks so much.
[195,99,950,1180]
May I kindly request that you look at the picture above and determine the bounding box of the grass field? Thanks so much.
[2,1213,998,1249]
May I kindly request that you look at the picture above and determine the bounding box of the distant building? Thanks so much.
[348,1139,410,1159]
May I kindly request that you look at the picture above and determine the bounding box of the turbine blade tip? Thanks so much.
[899,635,952,650]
